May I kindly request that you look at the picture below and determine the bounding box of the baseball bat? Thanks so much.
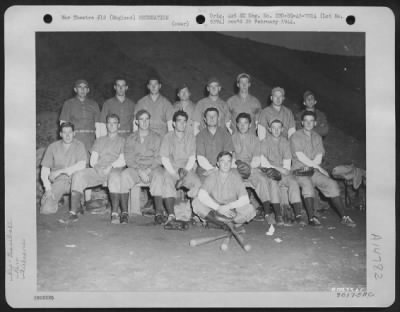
[189,233,229,247]
[226,223,251,252]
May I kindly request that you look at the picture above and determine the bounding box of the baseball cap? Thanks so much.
[176,83,190,93]
[303,90,315,100]
[271,86,285,96]
[74,79,89,88]
[236,73,251,83]
[207,77,220,86]
[269,118,284,127]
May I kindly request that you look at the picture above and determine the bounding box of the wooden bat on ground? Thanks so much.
[189,233,229,247]
[226,223,251,252]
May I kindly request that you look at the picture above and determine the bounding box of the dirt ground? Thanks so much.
[37,200,366,292]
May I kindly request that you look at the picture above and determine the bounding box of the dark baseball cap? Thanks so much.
[303,90,315,100]
[176,83,190,93]
[74,79,89,88]
[207,77,220,86]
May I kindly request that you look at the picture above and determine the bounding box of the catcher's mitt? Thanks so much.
[260,167,282,181]
[175,168,189,189]
[292,167,315,177]
[235,160,251,180]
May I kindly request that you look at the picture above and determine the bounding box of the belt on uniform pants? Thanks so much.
[75,130,95,133]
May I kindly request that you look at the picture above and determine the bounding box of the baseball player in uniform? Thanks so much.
[258,87,296,140]
[260,119,311,226]
[232,113,271,221]
[99,77,135,138]
[68,114,126,223]
[59,79,101,153]
[150,110,199,229]
[227,73,262,135]
[290,111,356,227]
[172,84,196,136]
[192,77,231,135]
[133,77,174,137]
[114,109,163,224]
[295,90,329,138]
[192,151,256,226]
[196,107,234,182]
[40,122,87,214]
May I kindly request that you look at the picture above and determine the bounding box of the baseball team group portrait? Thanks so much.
[36,31,367,292]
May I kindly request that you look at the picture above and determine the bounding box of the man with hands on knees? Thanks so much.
[192,151,256,229]
[68,113,126,223]
[40,122,87,214]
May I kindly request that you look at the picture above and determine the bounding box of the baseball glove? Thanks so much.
[175,168,189,189]
[260,167,282,181]
[292,167,315,177]
[235,160,251,180]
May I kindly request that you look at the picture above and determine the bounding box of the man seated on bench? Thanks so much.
[117,109,162,224]
[150,110,200,230]
[40,122,87,215]
[192,151,256,229]
[68,113,126,223]
[231,113,271,222]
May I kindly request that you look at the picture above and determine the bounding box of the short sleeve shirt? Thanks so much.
[260,135,291,167]
[159,131,196,170]
[173,100,196,134]
[295,109,329,137]
[134,94,173,137]
[100,97,135,131]
[258,105,295,138]
[202,170,247,205]
[60,97,101,130]
[196,127,234,166]
[232,132,260,164]
[193,97,231,130]
[91,135,125,171]
[41,139,87,170]
[290,129,325,170]
[227,94,262,133]
[124,130,161,170]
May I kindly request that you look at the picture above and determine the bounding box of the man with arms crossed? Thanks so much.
[290,111,356,227]
[68,114,126,223]
[40,122,87,214]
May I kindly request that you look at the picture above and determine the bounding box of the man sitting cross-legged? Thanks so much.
[68,113,126,223]
[192,151,256,229]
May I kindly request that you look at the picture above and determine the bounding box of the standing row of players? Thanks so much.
[40,74,355,229]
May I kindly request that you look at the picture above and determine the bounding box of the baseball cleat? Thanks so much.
[309,216,322,227]
[111,213,120,224]
[341,216,356,227]
[120,213,129,224]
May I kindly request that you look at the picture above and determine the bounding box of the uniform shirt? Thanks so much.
[227,94,262,133]
[193,97,231,130]
[134,94,173,136]
[41,139,87,170]
[173,100,196,134]
[159,131,196,170]
[124,130,161,170]
[91,135,125,171]
[290,129,325,170]
[60,97,101,131]
[260,135,291,167]
[232,132,260,164]
[202,170,247,205]
[100,97,135,132]
[258,105,295,138]
[295,108,329,137]
[196,127,234,166]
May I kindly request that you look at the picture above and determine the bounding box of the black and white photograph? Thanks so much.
[5,6,395,308]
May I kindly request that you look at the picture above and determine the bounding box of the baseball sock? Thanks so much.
[70,191,82,214]
[330,196,345,218]
[303,197,315,219]
[153,196,163,215]
[163,197,175,217]
[120,193,129,215]
[292,202,303,216]
[271,203,282,217]
[262,201,272,215]
[109,193,120,214]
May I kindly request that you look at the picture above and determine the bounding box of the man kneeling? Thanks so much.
[193,151,256,228]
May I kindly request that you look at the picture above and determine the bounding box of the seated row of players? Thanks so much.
[41,105,356,228]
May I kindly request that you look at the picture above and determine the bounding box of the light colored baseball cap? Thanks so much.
[271,86,285,96]
[207,77,220,86]
[236,73,251,83]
